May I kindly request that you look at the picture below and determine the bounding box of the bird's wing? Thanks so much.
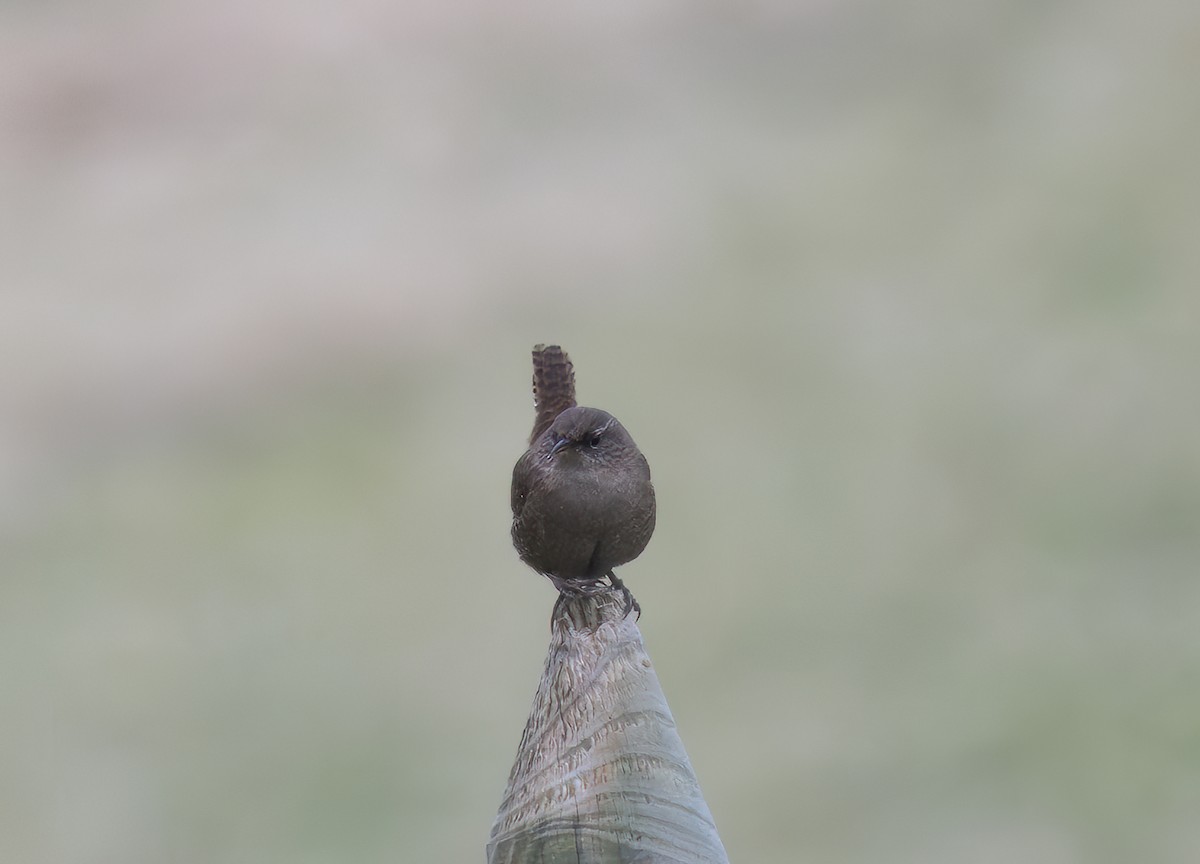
[510,450,535,517]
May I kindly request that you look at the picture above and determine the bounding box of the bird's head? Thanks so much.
[541,406,636,464]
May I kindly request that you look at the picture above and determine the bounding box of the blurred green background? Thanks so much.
[3,1,1198,862]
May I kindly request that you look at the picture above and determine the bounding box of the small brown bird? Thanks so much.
[511,345,656,617]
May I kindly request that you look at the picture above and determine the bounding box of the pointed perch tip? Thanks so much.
[488,589,729,864]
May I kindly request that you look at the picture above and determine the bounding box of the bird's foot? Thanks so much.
[548,574,638,627]
[550,590,568,626]
[549,577,608,629]
[606,571,640,620]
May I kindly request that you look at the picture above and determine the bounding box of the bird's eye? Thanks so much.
[587,431,602,448]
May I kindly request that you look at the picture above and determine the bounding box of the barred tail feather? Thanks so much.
[530,344,576,442]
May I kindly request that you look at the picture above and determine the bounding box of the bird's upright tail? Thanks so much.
[530,344,576,442]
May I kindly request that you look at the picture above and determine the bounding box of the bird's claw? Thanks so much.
[606,571,640,620]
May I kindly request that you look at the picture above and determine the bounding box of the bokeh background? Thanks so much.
[3,1,1198,862]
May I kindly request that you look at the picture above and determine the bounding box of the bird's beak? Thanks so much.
[548,436,571,458]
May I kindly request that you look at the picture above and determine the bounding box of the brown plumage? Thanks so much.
[529,343,577,444]
[511,345,655,617]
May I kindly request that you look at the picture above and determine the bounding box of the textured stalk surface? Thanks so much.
[488,591,728,864]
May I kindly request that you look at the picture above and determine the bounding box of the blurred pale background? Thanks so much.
[3,1,1198,862]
